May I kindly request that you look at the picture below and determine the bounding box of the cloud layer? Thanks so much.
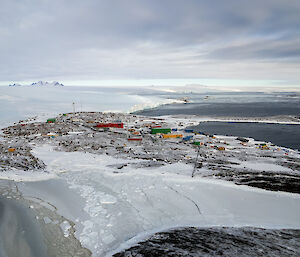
[1,0,300,85]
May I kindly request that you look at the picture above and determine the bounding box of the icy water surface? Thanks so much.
[0,180,91,257]
[0,197,48,257]
[189,122,300,150]
[136,91,300,151]
[137,101,300,117]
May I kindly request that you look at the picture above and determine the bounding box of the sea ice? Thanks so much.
[26,144,300,256]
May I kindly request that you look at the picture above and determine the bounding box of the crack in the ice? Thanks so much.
[120,194,153,226]
[14,182,21,196]
[167,185,202,216]
[139,187,174,223]
[140,189,153,207]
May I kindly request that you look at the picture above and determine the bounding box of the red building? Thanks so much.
[95,123,124,128]
[128,138,142,141]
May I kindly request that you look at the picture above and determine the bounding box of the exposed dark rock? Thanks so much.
[209,170,300,194]
[113,227,300,257]
[236,137,249,143]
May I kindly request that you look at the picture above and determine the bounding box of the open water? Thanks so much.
[190,121,300,150]
[136,92,300,150]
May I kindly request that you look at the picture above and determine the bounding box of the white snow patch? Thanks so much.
[238,161,293,172]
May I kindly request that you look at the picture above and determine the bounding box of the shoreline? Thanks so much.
[138,114,300,125]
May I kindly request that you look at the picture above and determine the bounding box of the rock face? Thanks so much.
[113,227,300,257]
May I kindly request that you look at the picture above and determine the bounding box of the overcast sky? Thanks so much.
[1,0,300,87]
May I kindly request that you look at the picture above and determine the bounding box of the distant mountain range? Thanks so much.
[9,81,64,87]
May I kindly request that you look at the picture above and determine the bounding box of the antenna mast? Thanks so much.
[192,146,201,178]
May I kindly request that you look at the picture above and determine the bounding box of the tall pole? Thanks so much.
[192,146,200,178]
[72,102,75,113]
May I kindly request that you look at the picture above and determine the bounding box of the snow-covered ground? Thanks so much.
[14,144,300,256]
[0,86,299,256]
[0,111,298,256]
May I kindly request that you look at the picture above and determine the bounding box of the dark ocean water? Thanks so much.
[137,101,300,117]
[189,122,300,150]
[136,93,300,150]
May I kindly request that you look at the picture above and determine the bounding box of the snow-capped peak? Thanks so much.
[51,81,64,86]
[31,81,64,86]
[8,81,64,87]
[8,83,22,87]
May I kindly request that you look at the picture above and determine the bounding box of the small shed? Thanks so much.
[128,138,142,141]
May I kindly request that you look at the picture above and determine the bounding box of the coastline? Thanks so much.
[1,111,300,256]
[1,85,300,256]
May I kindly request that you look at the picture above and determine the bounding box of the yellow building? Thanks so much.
[162,134,183,139]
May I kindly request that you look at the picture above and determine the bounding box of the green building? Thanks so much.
[151,128,171,134]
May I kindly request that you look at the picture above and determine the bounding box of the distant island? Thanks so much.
[9,81,64,87]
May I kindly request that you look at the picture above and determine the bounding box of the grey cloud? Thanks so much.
[207,39,300,61]
[0,0,300,81]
